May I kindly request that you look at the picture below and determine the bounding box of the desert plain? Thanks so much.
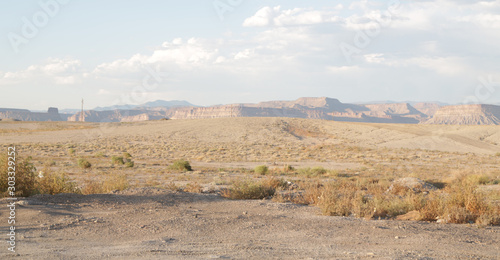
[0,117,499,259]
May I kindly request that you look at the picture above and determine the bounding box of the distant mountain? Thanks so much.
[139,100,198,108]
[93,100,197,111]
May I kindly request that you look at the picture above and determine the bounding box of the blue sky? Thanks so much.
[1,0,500,110]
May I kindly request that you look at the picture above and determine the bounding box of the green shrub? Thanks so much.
[311,166,327,175]
[221,179,276,200]
[77,158,91,169]
[112,156,125,165]
[0,154,37,197]
[123,152,132,159]
[254,165,269,175]
[169,160,192,171]
[125,161,134,168]
[95,152,105,158]
[297,167,327,177]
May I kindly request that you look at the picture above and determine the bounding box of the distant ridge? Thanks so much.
[423,104,500,125]
[7,98,500,125]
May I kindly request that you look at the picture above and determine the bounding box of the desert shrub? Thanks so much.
[125,161,134,168]
[297,178,421,219]
[465,174,490,185]
[282,164,295,173]
[77,158,91,169]
[184,182,203,193]
[169,160,192,171]
[311,166,327,175]
[261,176,288,189]
[69,148,76,155]
[37,171,80,195]
[165,182,182,192]
[94,152,105,158]
[46,160,57,166]
[0,154,37,197]
[111,156,125,165]
[297,167,328,177]
[123,152,132,159]
[254,165,268,175]
[81,173,129,195]
[221,178,276,199]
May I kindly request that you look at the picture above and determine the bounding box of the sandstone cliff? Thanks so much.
[67,109,170,122]
[423,104,500,125]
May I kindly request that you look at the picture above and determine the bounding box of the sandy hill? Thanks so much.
[424,104,500,125]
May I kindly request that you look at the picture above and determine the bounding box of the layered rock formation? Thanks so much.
[67,109,170,122]
[423,104,500,125]
[6,97,475,125]
[0,107,65,121]
[168,97,427,124]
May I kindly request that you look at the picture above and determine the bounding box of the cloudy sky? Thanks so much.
[1,0,500,110]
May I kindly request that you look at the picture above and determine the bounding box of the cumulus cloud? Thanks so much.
[93,38,219,77]
[2,58,83,85]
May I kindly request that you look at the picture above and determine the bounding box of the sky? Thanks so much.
[1,0,500,110]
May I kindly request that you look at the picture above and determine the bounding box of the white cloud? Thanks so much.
[458,13,500,29]
[93,38,219,77]
[1,58,82,85]
[243,6,342,27]
[364,53,472,76]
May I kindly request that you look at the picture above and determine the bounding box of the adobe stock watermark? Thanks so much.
[462,75,500,104]
[213,0,243,21]
[8,0,70,54]
[81,65,169,140]
[340,0,400,63]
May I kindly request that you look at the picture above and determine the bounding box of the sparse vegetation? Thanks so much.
[112,156,125,165]
[37,171,80,195]
[254,165,268,175]
[77,158,92,169]
[169,160,192,172]
[185,182,203,193]
[81,173,129,195]
[221,177,281,200]
[296,166,328,177]
[125,161,134,168]
[0,154,38,197]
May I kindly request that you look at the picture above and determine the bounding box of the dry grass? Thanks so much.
[0,154,37,197]
[221,177,283,200]
[36,171,80,195]
[293,175,500,225]
[81,173,129,195]
[184,182,203,193]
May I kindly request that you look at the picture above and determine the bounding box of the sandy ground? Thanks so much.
[0,118,499,259]
[1,118,499,154]
[1,188,499,260]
